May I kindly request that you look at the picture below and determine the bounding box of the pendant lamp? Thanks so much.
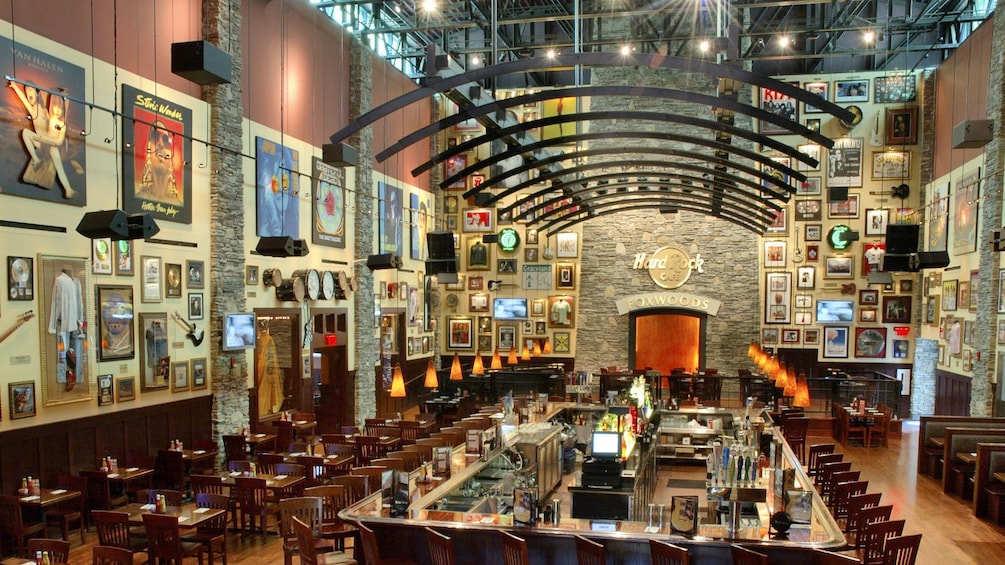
[390,364,406,397]
[424,358,439,389]
[521,343,531,361]
[793,372,811,408]
[542,337,552,354]
[507,347,518,365]
[449,353,463,381]
[491,349,503,370]
[472,352,486,375]
[532,340,542,357]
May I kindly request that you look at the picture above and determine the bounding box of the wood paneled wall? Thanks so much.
[0,396,211,495]
[936,371,973,416]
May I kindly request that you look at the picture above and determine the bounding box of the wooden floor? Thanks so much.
[12,422,1005,565]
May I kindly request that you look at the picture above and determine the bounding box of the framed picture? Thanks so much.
[865,208,890,236]
[804,329,820,345]
[796,144,822,171]
[765,209,787,235]
[806,245,819,262]
[524,248,539,262]
[794,312,812,325]
[8,256,34,301]
[535,321,547,335]
[882,296,912,323]
[467,276,483,290]
[553,331,571,353]
[186,260,204,289]
[445,216,458,231]
[114,241,133,276]
[669,495,699,534]
[445,273,466,291]
[443,155,468,189]
[38,255,93,407]
[96,285,135,362]
[92,239,113,275]
[834,79,869,102]
[802,81,828,113]
[191,358,207,391]
[245,265,258,286]
[759,83,799,134]
[795,294,813,308]
[444,195,459,214]
[855,327,887,358]
[522,321,533,335]
[926,295,941,326]
[462,208,494,232]
[497,324,518,352]
[477,335,492,352]
[823,326,850,358]
[447,317,474,349]
[828,137,863,188]
[138,312,170,392]
[795,199,822,222]
[9,381,36,419]
[97,374,114,406]
[765,272,791,324]
[899,279,914,294]
[469,174,486,190]
[886,107,918,145]
[171,361,190,392]
[969,269,980,312]
[116,376,135,402]
[805,224,822,241]
[958,281,970,310]
[859,307,877,322]
[999,270,1005,313]
[875,74,917,103]
[796,266,815,290]
[556,263,576,289]
[805,118,821,133]
[828,195,860,218]
[556,232,579,258]
[825,256,854,278]
[963,349,974,372]
[872,151,911,180]
[859,289,879,305]
[797,177,822,196]
[497,259,517,274]
[165,263,182,298]
[782,329,800,343]
[141,256,163,302]
[549,295,576,328]
[188,293,204,320]
[478,316,492,334]
[942,279,958,311]
[761,328,779,344]
[764,241,786,268]
[526,229,539,245]
[469,293,490,312]
[952,171,980,256]
[466,236,492,271]
[531,298,546,317]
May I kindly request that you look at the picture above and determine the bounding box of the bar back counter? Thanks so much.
[341,405,845,564]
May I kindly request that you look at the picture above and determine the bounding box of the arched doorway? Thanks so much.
[628,309,706,374]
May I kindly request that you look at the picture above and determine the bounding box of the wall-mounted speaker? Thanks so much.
[76,210,130,240]
[322,143,358,167]
[426,231,456,260]
[882,254,914,272]
[256,237,309,257]
[916,251,950,269]
[366,253,402,270]
[885,224,920,255]
[126,213,160,240]
[828,187,849,202]
[171,41,232,85]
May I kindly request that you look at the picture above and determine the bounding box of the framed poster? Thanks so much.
[823,326,849,358]
[952,171,980,255]
[97,374,114,406]
[795,200,822,222]
[531,298,547,318]
[957,281,970,311]
[828,137,863,187]
[9,381,36,419]
[782,329,800,344]
[886,107,918,145]
[410,191,432,261]
[116,376,136,402]
[556,232,579,258]
[447,317,474,349]
[797,177,822,196]
[497,259,517,274]
[999,269,1005,313]
[92,239,112,275]
[469,293,490,312]
[805,224,822,241]
[875,74,917,103]
[141,256,162,303]
[186,260,204,289]
[311,157,347,249]
[497,324,518,352]
[855,327,887,358]
[882,296,912,323]
[37,255,92,406]
[114,240,133,276]
[804,329,820,345]
[188,293,204,320]
[171,361,190,392]
[191,358,208,391]
[669,495,699,534]
[378,181,404,255]
[138,312,170,392]
[462,208,494,232]
[254,136,300,238]
[794,312,812,325]
[926,295,941,326]
[795,294,813,308]
[825,256,854,278]
[765,209,787,235]
[942,279,958,311]
[872,151,911,180]
[765,272,791,324]
[164,263,182,298]
[796,144,822,171]
[860,289,879,305]
[764,241,786,268]
[478,316,492,334]
[796,267,815,290]
[762,328,779,344]
[96,285,134,362]
[834,79,869,102]
[828,195,860,219]
[444,154,467,189]
[552,332,570,354]
[245,265,258,285]
[8,256,34,301]
[859,308,877,323]
[928,181,950,252]
[759,83,799,134]
[969,269,980,312]
[802,81,828,113]
[865,209,890,236]
[556,263,576,289]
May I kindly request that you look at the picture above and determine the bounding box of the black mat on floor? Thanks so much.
[667,479,708,489]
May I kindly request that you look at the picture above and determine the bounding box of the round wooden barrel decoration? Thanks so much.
[333,270,348,300]
[262,267,283,287]
[275,276,305,302]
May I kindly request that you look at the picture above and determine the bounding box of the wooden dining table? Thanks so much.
[105,467,155,484]
[993,471,1005,484]
[17,487,82,510]
[118,502,225,528]
[246,433,277,455]
[957,452,979,464]
[218,472,305,491]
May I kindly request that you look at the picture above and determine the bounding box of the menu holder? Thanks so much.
[669,495,699,534]
[786,490,813,523]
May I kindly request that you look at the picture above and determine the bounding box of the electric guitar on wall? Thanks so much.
[870,113,883,147]
[172,312,205,346]
[0,310,35,346]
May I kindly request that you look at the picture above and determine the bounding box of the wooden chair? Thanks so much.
[354,435,383,466]
[853,505,894,548]
[279,497,334,565]
[351,466,388,496]
[256,453,285,476]
[399,421,425,445]
[858,519,905,565]
[92,546,135,565]
[807,444,836,480]
[27,538,70,564]
[817,462,853,503]
[305,485,358,553]
[499,530,530,565]
[426,527,457,565]
[80,470,130,521]
[648,539,690,565]
[182,493,229,565]
[842,409,869,446]
[371,457,407,472]
[272,463,307,499]
[154,450,188,493]
[385,450,421,472]
[192,439,219,475]
[358,522,417,565]
[297,455,330,486]
[142,513,205,565]
[190,474,226,496]
[274,420,295,451]
[810,550,860,565]
[233,476,279,536]
[812,454,845,485]
[91,510,148,555]
[843,492,882,536]
[829,480,869,519]
[222,435,248,462]
[403,444,434,463]
[228,460,253,474]
[729,544,768,565]
[0,494,46,557]
[867,408,892,448]
[330,475,370,502]
[881,534,921,565]
[146,489,185,507]
[45,474,86,543]
[574,535,605,565]
[784,417,810,464]
[293,516,357,565]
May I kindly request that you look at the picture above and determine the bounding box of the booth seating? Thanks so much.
[940,427,1005,498]
[972,442,1005,523]
[917,416,1005,477]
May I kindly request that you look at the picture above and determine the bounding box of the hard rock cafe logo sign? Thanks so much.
[632,246,704,289]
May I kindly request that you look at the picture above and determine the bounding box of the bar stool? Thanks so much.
[648,539,689,565]
[881,534,922,565]
[807,444,836,479]
[426,527,458,565]
[784,417,810,464]
[358,522,417,565]
[729,544,768,565]
[574,535,605,565]
[499,530,530,565]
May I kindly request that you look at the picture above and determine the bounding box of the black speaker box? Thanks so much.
[885,224,920,254]
[126,213,160,240]
[76,210,130,240]
[828,187,849,202]
[171,41,232,85]
[366,253,402,270]
[289,239,310,257]
[474,193,493,206]
[917,250,950,269]
[882,254,914,272]
[322,143,358,167]
[256,236,295,257]
[426,231,456,260]
[425,259,458,275]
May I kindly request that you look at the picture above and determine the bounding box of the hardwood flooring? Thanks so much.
[12,422,1005,565]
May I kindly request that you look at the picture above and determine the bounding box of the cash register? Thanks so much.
[581,430,623,489]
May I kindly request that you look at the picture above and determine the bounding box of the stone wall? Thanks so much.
[912,338,938,417]
[576,64,760,376]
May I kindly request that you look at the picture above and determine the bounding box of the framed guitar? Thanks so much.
[0,310,35,346]
[172,312,205,346]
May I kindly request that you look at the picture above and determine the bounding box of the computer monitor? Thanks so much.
[591,431,621,459]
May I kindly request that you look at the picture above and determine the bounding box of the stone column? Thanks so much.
[204,0,248,456]
[350,38,377,426]
[911,338,938,417]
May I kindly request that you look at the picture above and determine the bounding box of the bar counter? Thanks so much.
[341,405,845,564]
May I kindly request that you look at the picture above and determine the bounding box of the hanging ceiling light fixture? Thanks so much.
[542,338,552,354]
[424,358,439,389]
[491,349,503,370]
[390,363,406,397]
[507,347,518,365]
[472,352,486,376]
[450,353,463,381]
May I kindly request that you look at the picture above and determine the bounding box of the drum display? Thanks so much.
[275,276,305,302]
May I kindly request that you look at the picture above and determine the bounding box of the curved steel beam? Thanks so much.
[512,178,780,223]
[328,52,853,144]
[520,182,778,227]
[472,158,797,207]
[378,85,832,162]
[451,144,804,198]
[536,200,768,236]
[420,130,802,184]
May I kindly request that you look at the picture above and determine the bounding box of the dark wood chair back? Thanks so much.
[859,519,905,565]
[91,546,134,565]
[427,527,457,565]
[574,535,605,565]
[273,420,295,449]
[649,539,690,565]
[91,511,144,553]
[154,449,187,491]
[143,512,204,564]
[499,530,530,565]
[729,544,768,565]
[28,538,70,564]
[190,473,225,495]
[881,534,922,565]
[222,435,248,462]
